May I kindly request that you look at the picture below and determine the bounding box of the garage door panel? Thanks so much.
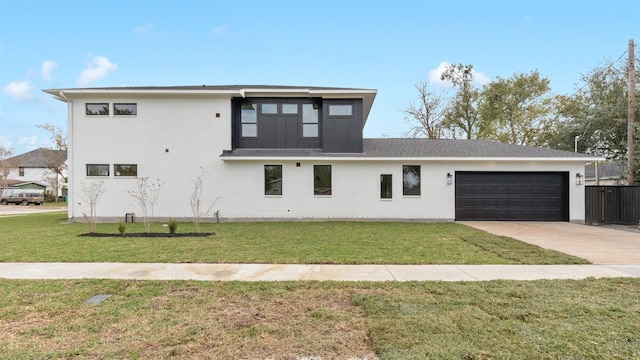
[455,172,569,221]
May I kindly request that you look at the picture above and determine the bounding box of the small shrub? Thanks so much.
[44,192,57,203]
[118,221,126,234]
[168,219,178,234]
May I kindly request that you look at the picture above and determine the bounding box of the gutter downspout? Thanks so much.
[58,91,74,221]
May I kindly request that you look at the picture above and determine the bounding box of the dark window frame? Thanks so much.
[86,103,110,116]
[18,167,24,176]
[264,165,283,196]
[380,174,393,199]
[302,103,319,138]
[113,103,137,116]
[314,165,332,196]
[114,164,138,177]
[86,164,109,177]
[240,103,258,138]
[402,165,421,196]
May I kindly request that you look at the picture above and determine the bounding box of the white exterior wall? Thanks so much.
[7,167,48,184]
[65,93,588,223]
[216,160,586,222]
[67,95,232,221]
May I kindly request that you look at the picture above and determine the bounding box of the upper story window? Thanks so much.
[282,104,298,114]
[86,164,109,177]
[114,103,137,115]
[86,103,109,115]
[114,164,137,177]
[302,104,319,137]
[18,167,24,176]
[402,165,421,196]
[262,104,278,114]
[328,104,352,116]
[241,104,258,137]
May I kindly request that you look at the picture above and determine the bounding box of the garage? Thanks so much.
[455,171,569,221]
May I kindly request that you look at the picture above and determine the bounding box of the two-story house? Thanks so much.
[45,85,600,223]
[4,147,67,196]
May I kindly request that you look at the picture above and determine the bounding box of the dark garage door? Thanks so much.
[455,172,569,221]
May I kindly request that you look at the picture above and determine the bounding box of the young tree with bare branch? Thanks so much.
[128,177,163,232]
[190,168,221,232]
[79,180,107,233]
[402,81,447,139]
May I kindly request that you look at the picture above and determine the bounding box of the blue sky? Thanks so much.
[1,0,638,155]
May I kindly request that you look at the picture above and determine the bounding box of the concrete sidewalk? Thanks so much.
[1,263,638,282]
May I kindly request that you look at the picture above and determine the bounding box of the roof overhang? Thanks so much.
[43,86,378,123]
[221,156,605,162]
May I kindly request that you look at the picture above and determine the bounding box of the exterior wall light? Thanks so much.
[576,173,583,185]
[447,173,453,185]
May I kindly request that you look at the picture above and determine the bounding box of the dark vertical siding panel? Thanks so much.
[322,99,363,153]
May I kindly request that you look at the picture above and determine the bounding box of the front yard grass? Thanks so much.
[1,278,638,359]
[0,211,587,264]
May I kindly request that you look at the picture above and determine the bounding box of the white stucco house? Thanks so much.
[44,85,601,223]
[4,148,67,196]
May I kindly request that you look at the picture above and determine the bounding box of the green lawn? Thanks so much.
[0,211,587,264]
[1,279,638,359]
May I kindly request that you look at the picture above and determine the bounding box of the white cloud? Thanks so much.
[428,61,492,89]
[2,80,34,101]
[77,55,117,86]
[19,135,39,146]
[41,60,59,81]
[428,62,454,89]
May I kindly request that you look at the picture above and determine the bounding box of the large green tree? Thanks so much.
[545,58,637,157]
[544,57,640,183]
[440,63,486,139]
[480,70,554,146]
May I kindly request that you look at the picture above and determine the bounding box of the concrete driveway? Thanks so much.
[459,222,640,265]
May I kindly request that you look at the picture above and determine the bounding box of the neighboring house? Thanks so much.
[5,148,67,196]
[585,161,627,185]
[44,85,601,223]
[1,179,47,191]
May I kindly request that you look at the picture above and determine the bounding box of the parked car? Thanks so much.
[1,188,45,205]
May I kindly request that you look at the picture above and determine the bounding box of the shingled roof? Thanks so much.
[221,138,598,159]
[7,148,67,167]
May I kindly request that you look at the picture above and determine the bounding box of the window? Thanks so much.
[241,103,257,137]
[380,174,392,199]
[329,104,352,116]
[314,165,332,195]
[114,164,137,177]
[302,104,319,137]
[402,165,421,196]
[264,165,282,195]
[114,103,137,115]
[18,167,24,176]
[86,164,109,177]
[86,103,109,115]
[282,104,298,114]
[262,104,278,114]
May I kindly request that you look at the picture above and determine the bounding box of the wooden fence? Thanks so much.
[585,186,640,225]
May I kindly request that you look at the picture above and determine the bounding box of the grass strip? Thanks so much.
[1,278,638,359]
[0,212,587,264]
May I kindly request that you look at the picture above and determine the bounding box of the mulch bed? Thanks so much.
[79,232,214,238]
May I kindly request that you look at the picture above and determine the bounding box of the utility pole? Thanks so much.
[629,39,636,185]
